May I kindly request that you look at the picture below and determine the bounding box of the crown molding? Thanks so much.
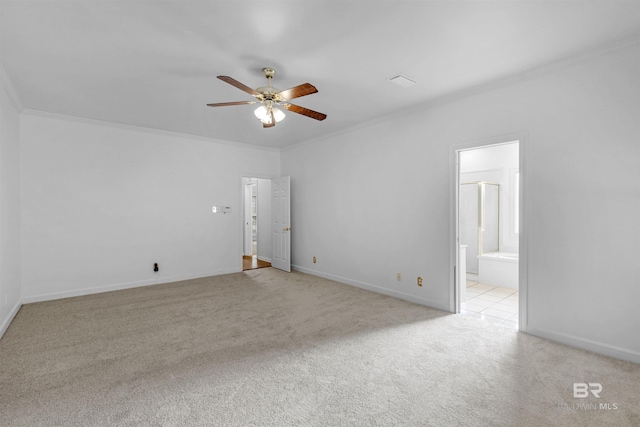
[13,35,639,154]
[0,61,24,112]
[20,109,280,153]
[283,35,640,152]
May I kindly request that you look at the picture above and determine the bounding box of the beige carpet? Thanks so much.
[1,268,638,426]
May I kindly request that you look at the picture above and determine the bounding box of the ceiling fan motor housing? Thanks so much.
[258,67,280,101]
[256,87,280,101]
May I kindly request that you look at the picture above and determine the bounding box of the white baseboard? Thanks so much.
[257,256,272,263]
[292,264,451,312]
[526,327,640,365]
[0,300,22,340]
[22,269,240,304]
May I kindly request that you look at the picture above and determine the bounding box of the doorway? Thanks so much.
[454,141,522,330]
[242,177,272,271]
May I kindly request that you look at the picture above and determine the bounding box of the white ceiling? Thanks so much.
[2,1,639,149]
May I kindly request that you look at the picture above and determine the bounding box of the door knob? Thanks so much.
[283,227,291,231]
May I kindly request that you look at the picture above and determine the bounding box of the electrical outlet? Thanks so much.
[417,277,423,287]
[313,256,317,264]
[397,273,402,281]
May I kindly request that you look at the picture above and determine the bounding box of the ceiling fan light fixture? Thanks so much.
[254,105,285,124]
[254,105,268,120]
[272,107,285,122]
[260,115,272,125]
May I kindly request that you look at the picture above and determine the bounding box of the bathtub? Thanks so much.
[477,252,519,289]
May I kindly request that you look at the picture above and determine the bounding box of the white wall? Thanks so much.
[282,42,640,362]
[20,113,280,301]
[0,67,22,336]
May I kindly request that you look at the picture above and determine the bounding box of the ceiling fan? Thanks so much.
[207,67,327,128]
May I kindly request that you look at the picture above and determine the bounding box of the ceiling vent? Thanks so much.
[388,74,417,88]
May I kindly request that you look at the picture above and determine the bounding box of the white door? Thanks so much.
[271,176,291,272]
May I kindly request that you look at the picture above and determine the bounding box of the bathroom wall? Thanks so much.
[460,142,519,254]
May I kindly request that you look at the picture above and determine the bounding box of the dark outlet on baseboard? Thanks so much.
[153,263,159,272]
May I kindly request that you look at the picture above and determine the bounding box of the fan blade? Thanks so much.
[276,83,318,100]
[206,101,256,107]
[217,76,261,97]
[281,103,327,121]
[263,110,276,128]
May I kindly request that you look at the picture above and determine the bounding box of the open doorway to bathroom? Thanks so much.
[242,177,272,271]
[456,141,520,330]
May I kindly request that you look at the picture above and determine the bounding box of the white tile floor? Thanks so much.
[461,278,519,330]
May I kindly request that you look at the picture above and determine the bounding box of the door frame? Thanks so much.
[449,133,528,332]
[239,174,274,272]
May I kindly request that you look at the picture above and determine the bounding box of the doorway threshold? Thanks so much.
[460,279,519,330]
[243,256,272,271]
